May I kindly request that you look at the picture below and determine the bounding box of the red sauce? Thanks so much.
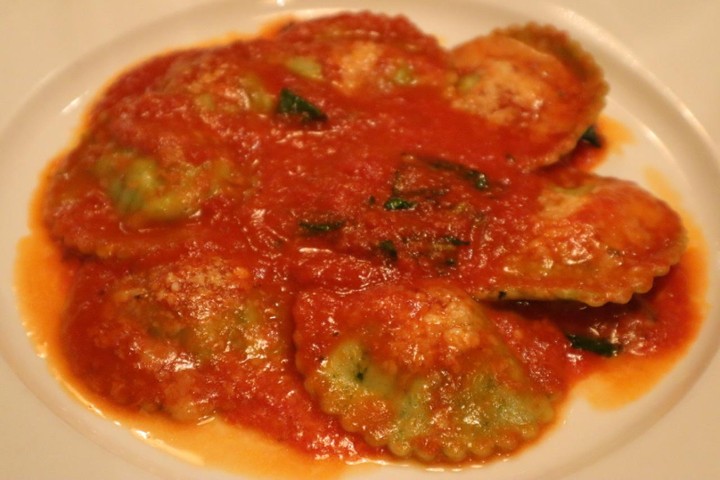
[17,11,705,475]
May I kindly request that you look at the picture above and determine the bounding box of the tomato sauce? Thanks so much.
[18,11,705,474]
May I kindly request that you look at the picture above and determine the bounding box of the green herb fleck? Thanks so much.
[378,240,398,260]
[442,236,470,246]
[299,220,345,235]
[276,88,327,122]
[383,196,417,211]
[566,334,621,357]
[466,170,489,190]
[428,158,489,190]
[580,125,602,148]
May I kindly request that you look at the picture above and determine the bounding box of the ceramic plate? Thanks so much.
[1,1,718,478]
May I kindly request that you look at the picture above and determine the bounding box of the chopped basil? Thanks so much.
[299,220,345,234]
[276,88,328,122]
[442,236,470,247]
[566,334,621,357]
[383,196,417,211]
[580,125,602,148]
[466,170,489,190]
[428,236,469,268]
[378,240,398,260]
[427,158,489,190]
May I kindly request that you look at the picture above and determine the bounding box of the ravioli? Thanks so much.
[450,23,608,169]
[62,256,275,421]
[43,100,252,258]
[474,171,687,305]
[294,280,556,463]
[272,12,451,95]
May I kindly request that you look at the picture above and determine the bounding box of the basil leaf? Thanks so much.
[566,334,621,357]
[276,88,327,122]
[299,220,344,234]
[427,158,489,190]
[378,240,398,260]
[580,125,602,148]
[383,197,417,211]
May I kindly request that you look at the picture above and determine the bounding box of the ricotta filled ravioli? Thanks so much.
[32,10,697,471]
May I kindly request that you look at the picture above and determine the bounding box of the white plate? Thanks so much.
[1,1,719,478]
